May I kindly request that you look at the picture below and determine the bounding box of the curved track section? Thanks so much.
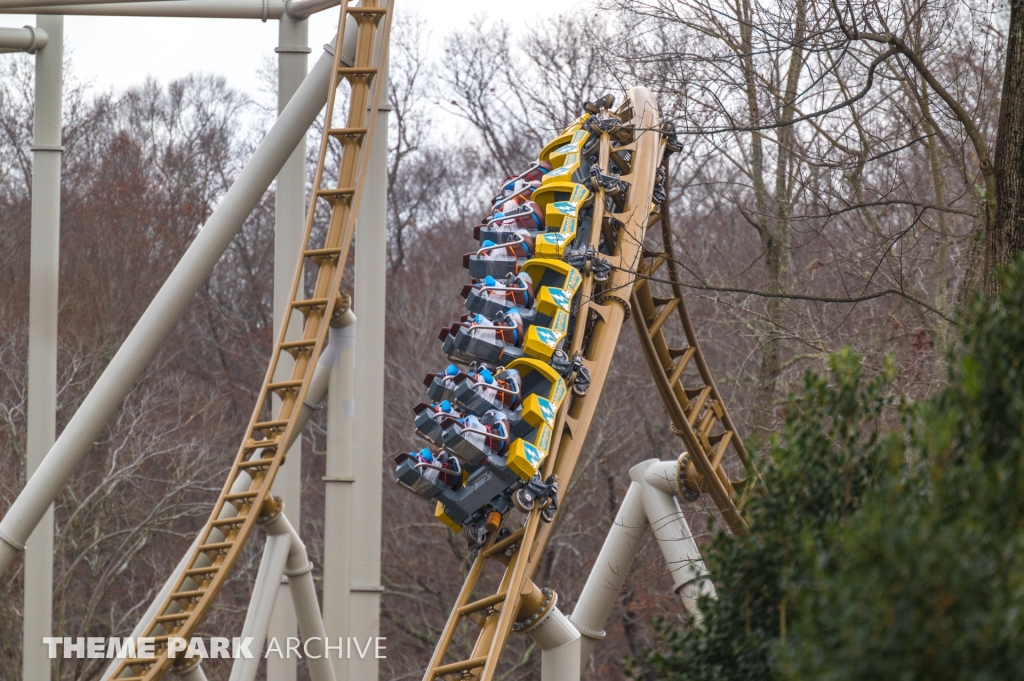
[105,2,394,678]
[398,87,750,681]
[632,195,751,533]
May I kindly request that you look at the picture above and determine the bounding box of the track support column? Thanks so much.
[348,51,389,681]
[322,14,360,678]
[228,532,290,681]
[634,459,715,617]
[267,14,310,681]
[264,507,338,681]
[526,606,582,681]
[323,313,356,677]
[23,15,63,681]
[569,481,647,665]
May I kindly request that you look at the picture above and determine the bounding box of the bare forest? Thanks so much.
[0,0,1015,678]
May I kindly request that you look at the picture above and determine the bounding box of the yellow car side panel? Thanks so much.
[435,502,462,532]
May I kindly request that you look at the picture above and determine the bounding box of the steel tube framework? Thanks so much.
[266,14,309,680]
[569,458,716,670]
[637,459,715,615]
[0,0,338,19]
[1,7,745,679]
[347,50,388,681]
[569,481,647,665]
[262,511,337,681]
[22,15,62,680]
[323,314,356,678]
[101,5,394,674]
[526,606,582,681]
[228,533,290,681]
[99,316,346,681]
[0,24,47,51]
[0,36,341,577]
[0,0,186,8]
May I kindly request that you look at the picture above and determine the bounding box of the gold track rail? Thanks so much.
[422,87,665,681]
[106,3,394,678]
[631,192,750,534]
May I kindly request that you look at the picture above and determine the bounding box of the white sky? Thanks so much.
[1,1,580,103]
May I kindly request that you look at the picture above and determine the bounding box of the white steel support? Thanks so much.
[526,606,582,681]
[635,459,715,617]
[0,0,338,19]
[0,24,48,51]
[23,15,62,681]
[320,17,360,658]
[287,0,341,18]
[570,458,718,669]
[323,313,356,677]
[0,38,342,578]
[347,48,388,681]
[266,14,309,681]
[569,481,646,664]
[228,533,291,681]
[0,0,179,8]
[263,511,337,681]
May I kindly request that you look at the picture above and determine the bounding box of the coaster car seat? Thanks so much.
[450,365,522,415]
[463,259,580,339]
[441,410,512,464]
[440,310,526,365]
[464,232,536,279]
[491,160,552,206]
[425,363,477,403]
[413,400,465,445]
[475,202,545,243]
[395,448,461,500]
[531,181,593,257]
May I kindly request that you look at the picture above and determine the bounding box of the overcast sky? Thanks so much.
[1,1,580,103]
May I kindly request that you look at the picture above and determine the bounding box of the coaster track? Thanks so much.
[404,88,751,681]
[105,2,393,678]
[99,15,751,680]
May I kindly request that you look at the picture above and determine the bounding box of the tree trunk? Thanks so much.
[987,0,1024,292]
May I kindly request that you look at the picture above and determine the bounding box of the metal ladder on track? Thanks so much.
[106,2,394,678]
[631,196,751,534]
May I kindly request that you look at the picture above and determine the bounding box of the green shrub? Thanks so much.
[635,258,1024,681]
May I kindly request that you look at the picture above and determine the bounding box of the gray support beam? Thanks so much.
[320,21,362,659]
[323,314,356,678]
[525,605,582,681]
[22,15,62,681]
[0,37,340,578]
[0,0,185,8]
[634,459,715,618]
[266,15,309,681]
[0,24,47,51]
[287,0,339,18]
[0,0,338,19]
[347,55,388,681]
[570,459,718,671]
[569,481,647,665]
[228,533,291,681]
[263,512,337,681]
